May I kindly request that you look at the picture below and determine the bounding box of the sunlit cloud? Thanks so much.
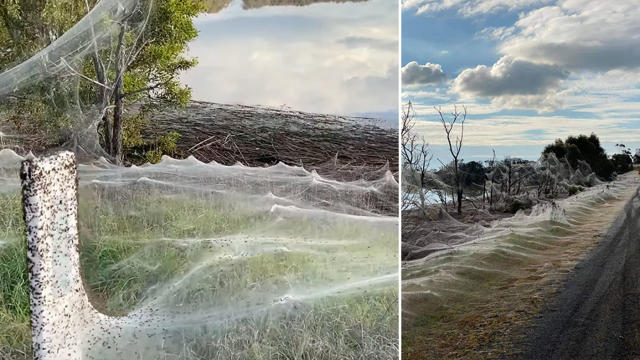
[182,0,398,116]
[403,0,640,157]
[402,61,447,86]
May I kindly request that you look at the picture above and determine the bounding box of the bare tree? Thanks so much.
[436,105,466,215]
[401,101,432,217]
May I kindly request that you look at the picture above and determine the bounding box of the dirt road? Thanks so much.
[524,187,640,359]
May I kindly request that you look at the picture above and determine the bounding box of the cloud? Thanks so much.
[182,0,397,115]
[404,0,640,153]
[337,36,397,50]
[500,0,640,72]
[452,56,568,97]
[411,111,638,147]
[451,56,568,111]
[204,0,369,13]
[402,0,551,17]
[474,26,515,41]
[402,61,447,85]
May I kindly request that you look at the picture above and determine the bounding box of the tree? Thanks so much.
[543,134,615,180]
[401,101,432,216]
[91,0,202,163]
[459,161,485,189]
[436,105,466,215]
[486,150,498,208]
[612,153,633,174]
[0,0,203,164]
[0,0,98,146]
[0,1,90,67]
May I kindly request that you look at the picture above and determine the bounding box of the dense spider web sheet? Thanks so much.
[0,0,398,357]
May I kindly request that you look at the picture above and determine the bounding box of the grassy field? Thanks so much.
[0,187,397,359]
[401,177,638,359]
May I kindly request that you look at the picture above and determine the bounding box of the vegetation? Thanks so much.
[0,189,397,359]
[0,0,203,164]
[402,104,633,224]
[611,143,634,174]
[612,153,633,174]
[436,105,466,215]
[401,101,432,215]
[568,185,584,196]
[543,134,616,180]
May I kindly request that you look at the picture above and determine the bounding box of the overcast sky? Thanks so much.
[402,0,640,161]
[180,0,398,120]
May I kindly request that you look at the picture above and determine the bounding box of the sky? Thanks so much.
[180,0,398,121]
[402,0,640,162]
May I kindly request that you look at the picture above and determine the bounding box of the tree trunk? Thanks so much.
[454,159,462,215]
[451,187,455,209]
[91,54,112,153]
[482,179,486,207]
[419,172,426,211]
[490,182,493,208]
[507,164,512,195]
[111,28,126,164]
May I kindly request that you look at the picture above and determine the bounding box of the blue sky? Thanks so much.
[402,0,640,162]
[180,0,398,120]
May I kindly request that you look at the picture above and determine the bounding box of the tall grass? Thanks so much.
[0,189,398,359]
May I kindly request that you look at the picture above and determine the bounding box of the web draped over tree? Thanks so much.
[0,1,399,358]
[0,0,200,163]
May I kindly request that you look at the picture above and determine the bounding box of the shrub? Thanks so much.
[568,185,584,196]
[543,134,615,180]
[611,153,633,174]
[506,197,533,213]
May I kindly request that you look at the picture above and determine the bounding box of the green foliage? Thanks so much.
[611,153,633,174]
[0,1,96,145]
[568,185,584,196]
[144,131,180,163]
[543,134,616,180]
[0,0,203,155]
[122,113,148,148]
[124,0,202,106]
[505,197,533,214]
[0,194,31,359]
[0,0,93,67]
[459,161,485,188]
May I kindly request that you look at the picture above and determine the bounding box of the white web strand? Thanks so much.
[1,149,398,359]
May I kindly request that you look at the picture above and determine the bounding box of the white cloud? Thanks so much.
[182,0,398,115]
[474,26,515,41]
[456,0,640,113]
[402,61,447,85]
[411,112,637,147]
[402,0,552,17]
[500,0,640,72]
[451,56,568,111]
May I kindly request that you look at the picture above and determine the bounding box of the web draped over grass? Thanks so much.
[0,151,398,359]
[402,172,639,359]
[0,0,398,357]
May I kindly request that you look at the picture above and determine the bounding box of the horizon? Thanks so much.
[402,0,640,157]
[424,141,640,170]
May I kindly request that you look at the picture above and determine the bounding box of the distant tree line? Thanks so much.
[402,100,637,221]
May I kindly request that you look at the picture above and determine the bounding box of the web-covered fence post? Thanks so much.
[20,152,94,360]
